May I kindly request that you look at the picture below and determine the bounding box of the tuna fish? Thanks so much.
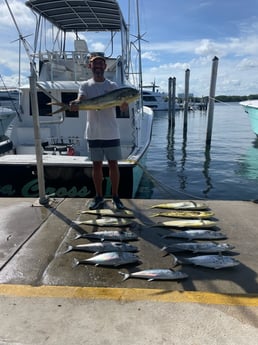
[153,219,216,228]
[78,209,135,218]
[73,251,140,267]
[162,242,235,254]
[162,229,227,240]
[75,230,138,242]
[119,268,188,281]
[176,254,240,269]
[74,217,132,227]
[49,87,139,114]
[150,201,208,210]
[64,241,138,254]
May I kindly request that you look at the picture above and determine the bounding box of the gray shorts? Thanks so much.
[88,139,122,161]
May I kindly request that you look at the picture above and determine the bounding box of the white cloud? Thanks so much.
[1,0,258,97]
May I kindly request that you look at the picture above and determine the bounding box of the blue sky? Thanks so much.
[1,0,258,96]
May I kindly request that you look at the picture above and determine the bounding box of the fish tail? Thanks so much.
[72,258,80,268]
[63,244,73,254]
[150,213,159,217]
[118,271,130,281]
[176,257,189,265]
[47,102,69,115]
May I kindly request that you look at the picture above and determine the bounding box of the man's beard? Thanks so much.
[93,67,104,78]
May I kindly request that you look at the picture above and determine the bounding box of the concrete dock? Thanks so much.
[0,198,258,344]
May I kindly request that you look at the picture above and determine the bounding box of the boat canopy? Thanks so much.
[25,0,123,32]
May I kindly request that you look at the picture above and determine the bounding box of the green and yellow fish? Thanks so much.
[49,87,139,114]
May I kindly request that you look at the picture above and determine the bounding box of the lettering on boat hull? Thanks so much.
[0,165,134,198]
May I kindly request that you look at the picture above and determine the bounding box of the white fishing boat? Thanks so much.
[0,0,153,199]
[240,100,258,137]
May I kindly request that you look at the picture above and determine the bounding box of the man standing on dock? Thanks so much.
[70,53,127,210]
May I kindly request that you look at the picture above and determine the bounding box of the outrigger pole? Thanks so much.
[5,0,48,205]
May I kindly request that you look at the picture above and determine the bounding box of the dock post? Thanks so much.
[171,77,176,129]
[168,77,176,129]
[206,56,219,147]
[183,68,190,136]
[29,69,48,205]
[168,77,172,123]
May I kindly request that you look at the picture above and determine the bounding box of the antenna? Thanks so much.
[11,34,33,87]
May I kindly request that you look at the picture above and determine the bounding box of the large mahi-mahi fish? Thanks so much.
[48,86,139,114]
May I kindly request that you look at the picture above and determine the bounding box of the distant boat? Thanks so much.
[0,88,20,101]
[142,89,169,111]
[240,100,258,136]
[0,88,20,110]
[0,107,16,135]
[142,89,181,112]
[0,0,153,198]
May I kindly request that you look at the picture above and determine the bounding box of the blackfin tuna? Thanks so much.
[176,254,240,269]
[162,229,227,240]
[75,230,138,242]
[74,217,132,227]
[78,209,134,218]
[162,242,234,254]
[73,251,140,267]
[64,241,138,254]
[119,268,188,281]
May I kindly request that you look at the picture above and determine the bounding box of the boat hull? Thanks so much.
[240,100,258,136]
[0,161,140,198]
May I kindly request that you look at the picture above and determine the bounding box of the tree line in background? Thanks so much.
[192,94,258,103]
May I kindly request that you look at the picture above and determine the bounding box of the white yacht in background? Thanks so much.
[142,89,169,111]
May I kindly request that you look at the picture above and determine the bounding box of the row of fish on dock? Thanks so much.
[149,201,240,270]
[63,200,240,282]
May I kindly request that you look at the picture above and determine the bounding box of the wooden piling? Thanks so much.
[168,77,176,129]
[206,56,219,147]
[183,69,190,136]
[168,77,172,122]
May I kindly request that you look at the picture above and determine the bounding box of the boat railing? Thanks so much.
[36,51,121,83]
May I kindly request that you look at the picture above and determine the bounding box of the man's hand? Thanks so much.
[120,102,128,112]
[69,100,79,112]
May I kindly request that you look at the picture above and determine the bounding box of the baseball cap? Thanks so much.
[89,52,106,63]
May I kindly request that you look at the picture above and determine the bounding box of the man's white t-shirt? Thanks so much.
[79,78,120,140]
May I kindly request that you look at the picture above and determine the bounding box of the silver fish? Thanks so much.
[64,241,138,254]
[163,229,227,240]
[78,209,135,218]
[49,87,139,114]
[162,242,234,254]
[119,269,188,281]
[73,251,140,267]
[153,219,216,228]
[74,217,132,227]
[177,255,240,269]
[75,230,138,241]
